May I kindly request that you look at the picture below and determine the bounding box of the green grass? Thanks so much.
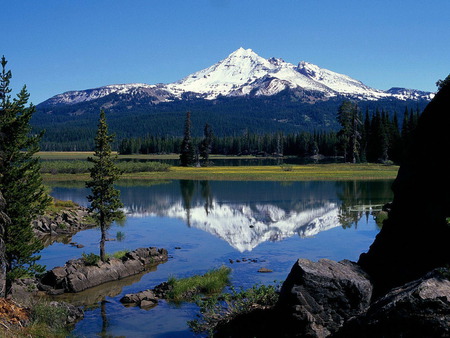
[167,266,231,302]
[40,160,171,174]
[107,250,129,260]
[42,163,399,182]
[45,198,79,214]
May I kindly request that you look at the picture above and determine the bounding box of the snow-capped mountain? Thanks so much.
[39,47,434,107]
[123,199,342,252]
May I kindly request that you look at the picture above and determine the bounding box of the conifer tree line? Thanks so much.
[336,100,421,164]
[119,105,421,164]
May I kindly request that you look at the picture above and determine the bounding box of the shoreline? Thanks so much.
[42,163,399,182]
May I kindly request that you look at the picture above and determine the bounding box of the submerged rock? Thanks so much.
[39,247,168,293]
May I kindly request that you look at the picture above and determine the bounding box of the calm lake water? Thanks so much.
[43,180,393,337]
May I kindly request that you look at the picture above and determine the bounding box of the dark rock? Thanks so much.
[121,289,159,307]
[358,81,450,296]
[277,258,372,337]
[152,282,173,299]
[334,269,450,337]
[120,281,173,309]
[40,247,168,293]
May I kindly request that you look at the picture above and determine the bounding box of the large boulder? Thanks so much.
[39,247,168,293]
[334,268,450,337]
[277,258,373,337]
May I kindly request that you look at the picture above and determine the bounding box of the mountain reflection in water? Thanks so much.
[114,180,393,252]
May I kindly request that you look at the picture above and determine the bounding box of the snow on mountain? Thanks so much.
[39,48,434,106]
[41,83,174,106]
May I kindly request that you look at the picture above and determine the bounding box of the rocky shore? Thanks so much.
[38,247,168,294]
[32,204,95,241]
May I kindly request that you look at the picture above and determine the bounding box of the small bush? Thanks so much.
[374,211,389,228]
[6,300,72,337]
[188,282,281,336]
[82,252,100,266]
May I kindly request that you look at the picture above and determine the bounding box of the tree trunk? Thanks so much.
[100,212,106,262]
[3,262,11,298]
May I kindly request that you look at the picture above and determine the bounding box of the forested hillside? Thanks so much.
[33,91,428,151]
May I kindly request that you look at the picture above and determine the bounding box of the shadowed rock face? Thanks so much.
[359,78,450,296]
[277,259,373,337]
[334,269,450,338]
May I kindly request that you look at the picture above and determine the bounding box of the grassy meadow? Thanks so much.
[37,152,399,182]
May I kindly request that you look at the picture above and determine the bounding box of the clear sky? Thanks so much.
[3,0,449,104]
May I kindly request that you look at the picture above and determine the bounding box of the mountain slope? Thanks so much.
[39,47,434,109]
[33,48,434,150]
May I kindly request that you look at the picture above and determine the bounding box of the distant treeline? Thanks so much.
[118,107,421,164]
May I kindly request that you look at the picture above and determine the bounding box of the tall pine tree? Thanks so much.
[86,110,124,262]
[0,56,50,296]
[199,123,213,165]
[180,111,195,166]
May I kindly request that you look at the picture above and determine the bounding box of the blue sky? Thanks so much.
[3,0,449,104]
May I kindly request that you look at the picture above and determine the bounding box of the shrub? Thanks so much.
[188,282,281,336]
[81,252,100,266]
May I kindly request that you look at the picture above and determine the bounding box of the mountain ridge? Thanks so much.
[38,47,434,108]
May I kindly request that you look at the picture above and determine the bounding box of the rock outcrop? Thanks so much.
[334,268,450,337]
[277,259,373,337]
[39,247,168,294]
[359,79,450,295]
[32,206,94,239]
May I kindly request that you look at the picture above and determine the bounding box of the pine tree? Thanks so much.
[0,56,51,296]
[199,123,213,165]
[337,101,361,162]
[180,111,195,166]
[86,110,124,262]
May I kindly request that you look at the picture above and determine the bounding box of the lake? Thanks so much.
[42,179,393,337]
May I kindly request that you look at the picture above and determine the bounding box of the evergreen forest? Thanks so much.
[118,105,421,164]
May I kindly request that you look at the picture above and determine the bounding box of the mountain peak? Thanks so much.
[40,48,435,107]
[229,47,257,57]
